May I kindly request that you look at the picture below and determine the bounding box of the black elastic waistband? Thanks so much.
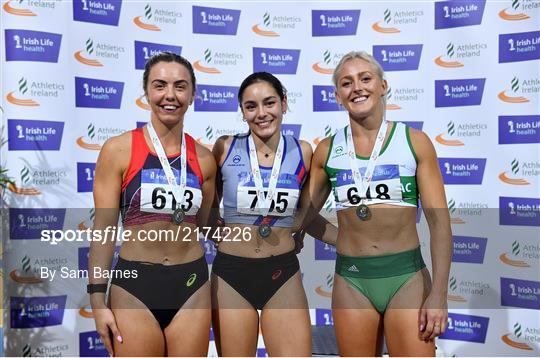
[115,255,207,272]
[215,250,297,264]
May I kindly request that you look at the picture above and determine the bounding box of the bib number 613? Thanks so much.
[152,187,194,212]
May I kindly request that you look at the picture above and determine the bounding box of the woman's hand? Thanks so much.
[93,307,123,356]
[419,291,448,341]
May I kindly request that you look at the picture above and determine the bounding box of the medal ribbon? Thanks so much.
[147,122,187,211]
[345,119,389,205]
[247,133,284,218]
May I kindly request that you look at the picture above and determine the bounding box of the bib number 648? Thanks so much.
[346,184,390,204]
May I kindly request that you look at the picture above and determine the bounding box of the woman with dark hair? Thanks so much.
[308,51,452,356]
[211,72,336,356]
[89,52,216,356]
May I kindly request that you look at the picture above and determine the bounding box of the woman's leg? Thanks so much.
[332,274,384,357]
[164,281,211,356]
[110,285,165,356]
[211,273,260,356]
[384,268,435,356]
[260,271,312,356]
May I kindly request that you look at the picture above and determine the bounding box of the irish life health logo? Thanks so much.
[80,331,107,357]
[8,119,64,151]
[435,79,485,107]
[75,77,124,109]
[315,240,337,260]
[11,295,67,328]
[439,313,489,343]
[501,322,537,351]
[499,115,540,144]
[373,44,422,71]
[501,277,540,310]
[435,0,486,29]
[311,10,360,36]
[77,163,96,192]
[439,158,486,184]
[10,208,66,240]
[194,85,238,112]
[498,76,538,103]
[192,6,240,35]
[134,41,181,70]
[313,86,342,112]
[499,0,537,21]
[73,0,122,26]
[452,235,487,264]
[498,158,537,185]
[5,29,61,63]
[499,31,540,63]
[253,47,300,75]
[499,196,540,227]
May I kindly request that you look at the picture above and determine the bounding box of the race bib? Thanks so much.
[335,164,403,207]
[236,172,300,217]
[140,168,202,215]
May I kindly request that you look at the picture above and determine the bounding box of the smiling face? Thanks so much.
[241,81,287,139]
[145,61,194,125]
[334,58,387,121]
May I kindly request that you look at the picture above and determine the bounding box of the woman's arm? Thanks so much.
[195,141,217,229]
[295,138,337,246]
[410,128,452,341]
[89,133,130,355]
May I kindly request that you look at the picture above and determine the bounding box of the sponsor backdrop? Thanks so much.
[1,0,539,356]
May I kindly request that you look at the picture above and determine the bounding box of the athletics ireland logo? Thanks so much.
[252,11,279,37]
[499,0,531,21]
[436,121,464,146]
[372,9,400,33]
[133,4,160,31]
[315,273,334,297]
[3,0,36,16]
[499,241,530,267]
[194,49,221,74]
[498,76,530,103]
[435,43,464,68]
[498,159,530,185]
[8,166,41,195]
[312,50,333,74]
[6,77,39,106]
[74,38,103,67]
[501,322,534,350]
